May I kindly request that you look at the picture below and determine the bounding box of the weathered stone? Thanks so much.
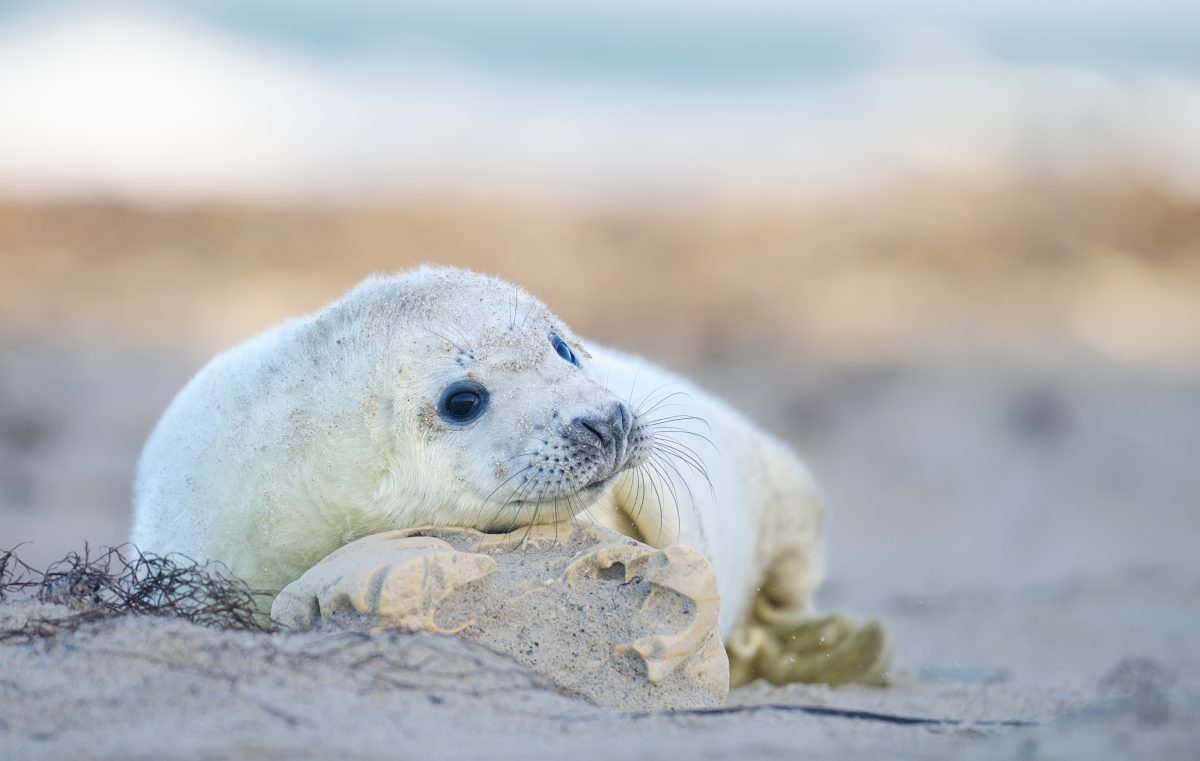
[272,522,728,711]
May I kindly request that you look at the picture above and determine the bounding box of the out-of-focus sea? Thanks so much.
[0,0,1197,203]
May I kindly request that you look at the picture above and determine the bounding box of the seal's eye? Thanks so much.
[437,380,489,424]
[550,333,579,367]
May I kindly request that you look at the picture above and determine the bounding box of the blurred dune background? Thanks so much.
[1,0,1199,713]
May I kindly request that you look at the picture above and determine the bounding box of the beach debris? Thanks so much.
[0,544,270,642]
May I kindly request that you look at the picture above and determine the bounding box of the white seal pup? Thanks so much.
[132,266,887,686]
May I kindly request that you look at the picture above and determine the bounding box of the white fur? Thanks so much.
[131,267,825,638]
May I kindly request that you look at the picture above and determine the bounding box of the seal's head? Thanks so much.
[320,267,650,534]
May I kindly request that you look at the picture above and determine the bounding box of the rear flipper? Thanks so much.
[727,595,890,687]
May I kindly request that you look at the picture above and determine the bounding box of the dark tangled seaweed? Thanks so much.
[0,544,272,643]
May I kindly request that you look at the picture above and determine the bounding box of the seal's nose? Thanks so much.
[568,401,633,470]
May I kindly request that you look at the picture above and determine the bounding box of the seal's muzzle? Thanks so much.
[566,401,634,477]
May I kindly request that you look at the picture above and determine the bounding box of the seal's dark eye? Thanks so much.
[437,380,489,424]
[550,333,579,367]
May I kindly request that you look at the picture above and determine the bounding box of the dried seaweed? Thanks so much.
[0,544,273,642]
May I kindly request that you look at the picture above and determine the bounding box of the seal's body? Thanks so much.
[133,267,884,685]
[584,346,825,639]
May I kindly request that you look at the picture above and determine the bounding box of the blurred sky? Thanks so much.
[0,0,1198,204]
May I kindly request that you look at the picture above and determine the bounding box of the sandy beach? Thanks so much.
[2,185,1199,757]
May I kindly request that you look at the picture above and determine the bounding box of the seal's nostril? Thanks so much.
[615,401,633,437]
[580,419,609,450]
[569,403,633,470]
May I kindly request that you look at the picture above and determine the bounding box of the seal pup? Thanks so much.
[132,266,887,686]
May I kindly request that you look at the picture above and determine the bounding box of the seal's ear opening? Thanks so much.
[437,380,490,425]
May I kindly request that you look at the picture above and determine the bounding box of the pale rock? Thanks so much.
[272,522,729,711]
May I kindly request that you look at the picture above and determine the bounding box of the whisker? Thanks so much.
[631,382,679,414]
[654,437,706,468]
[643,455,682,545]
[653,435,710,475]
[649,450,696,523]
[650,455,683,519]
[653,438,716,503]
[636,457,668,544]
[636,388,692,418]
[643,426,720,455]
[500,451,542,463]
[629,466,648,523]
[505,478,544,536]
[612,469,636,524]
[448,324,477,355]
[509,281,520,330]
[638,391,697,419]
[517,488,545,549]
[421,326,471,358]
[633,381,691,417]
[644,414,714,433]
[624,370,642,411]
[519,299,538,329]
[485,470,540,534]
[471,463,535,527]
[552,492,564,544]
[576,481,615,527]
